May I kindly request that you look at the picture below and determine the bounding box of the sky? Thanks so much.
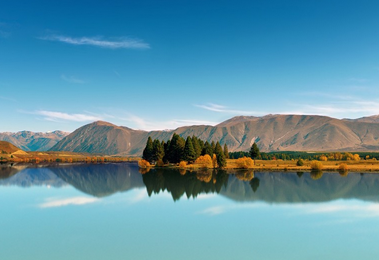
[1,0,379,132]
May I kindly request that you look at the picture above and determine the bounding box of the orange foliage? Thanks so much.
[138,159,151,168]
[194,154,213,169]
[235,157,254,169]
[179,161,187,169]
[212,154,217,168]
[319,155,328,161]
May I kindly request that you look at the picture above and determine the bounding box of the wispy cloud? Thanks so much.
[61,74,85,84]
[0,22,10,38]
[0,96,16,102]
[195,103,262,115]
[119,113,218,131]
[199,200,379,219]
[348,78,368,83]
[35,110,102,122]
[39,197,99,208]
[40,35,150,49]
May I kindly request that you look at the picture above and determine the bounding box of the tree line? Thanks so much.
[142,134,229,168]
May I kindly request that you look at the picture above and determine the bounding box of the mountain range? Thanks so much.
[0,131,69,151]
[3,114,379,156]
[51,114,379,156]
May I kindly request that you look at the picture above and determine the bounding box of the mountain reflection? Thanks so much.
[1,163,379,203]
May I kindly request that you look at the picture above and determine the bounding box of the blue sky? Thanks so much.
[1,0,379,132]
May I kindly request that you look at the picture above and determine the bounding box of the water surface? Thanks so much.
[1,163,379,259]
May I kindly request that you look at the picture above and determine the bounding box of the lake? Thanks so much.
[1,163,379,259]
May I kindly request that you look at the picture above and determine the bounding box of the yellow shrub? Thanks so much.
[194,155,213,169]
[319,155,328,161]
[353,154,360,161]
[236,157,255,169]
[310,160,323,170]
[179,161,187,169]
[338,163,348,176]
[138,159,151,168]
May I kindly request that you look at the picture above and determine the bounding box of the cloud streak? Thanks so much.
[40,35,150,49]
[61,75,85,84]
[36,110,102,122]
[195,103,262,115]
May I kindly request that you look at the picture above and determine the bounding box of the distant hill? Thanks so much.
[0,141,23,154]
[51,114,379,156]
[0,130,69,151]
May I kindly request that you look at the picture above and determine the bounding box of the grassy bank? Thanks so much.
[142,158,379,172]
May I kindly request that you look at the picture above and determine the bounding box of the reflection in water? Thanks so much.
[1,163,379,203]
[142,168,229,201]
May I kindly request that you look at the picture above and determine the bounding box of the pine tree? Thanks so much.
[215,141,226,168]
[191,135,202,158]
[168,133,185,163]
[211,141,216,153]
[184,136,196,163]
[250,142,260,159]
[152,139,164,162]
[201,141,213,156]
[223,144,229,159]
[163,140,170,163]
[142,137,154,163]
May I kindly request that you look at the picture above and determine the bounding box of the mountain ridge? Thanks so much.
[51,114,379,156]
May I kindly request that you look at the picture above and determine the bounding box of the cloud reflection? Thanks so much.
[39,197,99,208]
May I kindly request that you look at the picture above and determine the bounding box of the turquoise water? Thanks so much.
[1,163,379,259]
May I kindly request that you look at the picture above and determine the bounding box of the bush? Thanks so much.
[310,160,323,171]
[338,163,348,176]
[296,159,304,166]
[319,155,328,161]
[179,161,187,169]
[138,159,151,168]
[236,157,254,169]
[194,155,213,169]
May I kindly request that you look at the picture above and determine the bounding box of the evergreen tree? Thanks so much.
[250,142,260,159]
[223,144,229,159]
[152,139,165,162]
[184,136,196,163]
[142,137,154,162]
[168,133,185,163]
[191,135,202,158]
[211,141,216,153]
[201,141,213,156]
[215,141,226,168]
[163,140,170,163]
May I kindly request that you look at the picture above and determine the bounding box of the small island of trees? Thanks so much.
[141,134,228,169]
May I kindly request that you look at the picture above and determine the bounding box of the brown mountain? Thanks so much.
[0,130,69,151]
[50,114,379,156]
[0,141,23,154]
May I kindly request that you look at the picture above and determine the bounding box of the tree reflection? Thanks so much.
[250,177,260,193]
[142,168,228,201]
